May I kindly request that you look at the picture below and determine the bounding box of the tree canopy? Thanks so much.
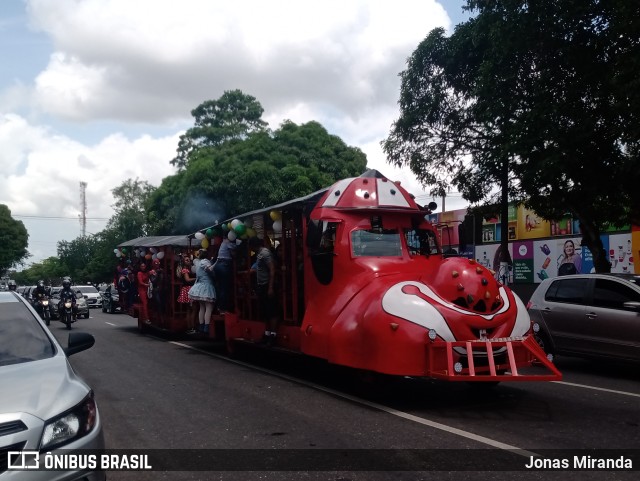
[384,0,639,272]
[170,89,269,170]
[0,204,29,273]
[150,114,368,234]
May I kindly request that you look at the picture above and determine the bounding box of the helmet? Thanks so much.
[62,278,71,289]
[37,280,45,288]
[8,280,16,291]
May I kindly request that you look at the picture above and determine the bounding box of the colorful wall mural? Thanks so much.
[435,204,638,282]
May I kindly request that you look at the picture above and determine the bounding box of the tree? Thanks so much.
[170,90,269,170]
[151,119,367,234]
[384,0,640,272]
[0,204,29,272]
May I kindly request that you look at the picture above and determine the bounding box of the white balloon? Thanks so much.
[152,253,157,260]
[228,231,237,241]
[156,251,165,259]
[150,247,157,254]
[231,219,242,229]
[113,248,120,254]
[195,232,205,240]
[272,220,282,233]
[115,252,121,257]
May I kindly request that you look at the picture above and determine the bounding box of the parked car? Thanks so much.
[527,273,640,363]
[74,285,102,309]
[50,287,90,320]
[0,290,105,480]
[101,284,121,314]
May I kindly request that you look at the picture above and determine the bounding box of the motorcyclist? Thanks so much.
[7,280,17,291]
[58,277,78,321]
[31,280,49,318]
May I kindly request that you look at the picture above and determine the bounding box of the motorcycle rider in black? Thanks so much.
[58,278,78,321]
[31,279,49,318]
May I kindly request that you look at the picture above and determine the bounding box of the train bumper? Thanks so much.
[425,335,562,382]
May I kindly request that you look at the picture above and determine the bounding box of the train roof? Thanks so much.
[118,235,192,248]
[192,169,426,236]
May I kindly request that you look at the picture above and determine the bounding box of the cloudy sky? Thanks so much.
[1,0,472,267]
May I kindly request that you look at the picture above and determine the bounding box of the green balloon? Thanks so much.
[234,224,247,236]
[206,228,213,239]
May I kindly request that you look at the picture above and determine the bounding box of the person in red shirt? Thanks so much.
[137,262,151,324]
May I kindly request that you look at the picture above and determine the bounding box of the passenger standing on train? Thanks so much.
[248,236,277,343]
[177,256,198,333]
[136,262,151,324]
[149,258,166,327]
[213,236,237,314]
[188,249,216,334]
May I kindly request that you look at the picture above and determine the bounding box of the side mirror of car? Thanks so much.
[64,332,95,357]
[623,301,640,312]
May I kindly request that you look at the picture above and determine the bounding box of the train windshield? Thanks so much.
[351,229,402,257]
[404,228,440,256]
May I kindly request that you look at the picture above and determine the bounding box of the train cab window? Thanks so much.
[404,228,439,256]
[351,229,402,257]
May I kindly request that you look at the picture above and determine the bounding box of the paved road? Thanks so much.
[48,309,639,481]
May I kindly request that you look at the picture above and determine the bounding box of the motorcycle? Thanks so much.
[37,297,51,326]
[61,299,76,330]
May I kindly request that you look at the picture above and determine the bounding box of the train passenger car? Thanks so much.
[194,170,561,383]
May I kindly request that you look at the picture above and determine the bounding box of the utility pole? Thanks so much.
[79,181,87,237]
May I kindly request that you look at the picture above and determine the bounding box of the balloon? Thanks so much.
[272,220,282,233]
[201,238,209,248]
[227,222,233,231]
[270,210,281,221]
[221,223,228,231]
[231,219,242,229]
[246,227,256,238]
[121,247,127,254]
[234,224,246,236]
[156,251,165,259]
[145,254,152,260]
[206,228,213,239]
[115,252,121,257]
[150,247,157,254]
[152,253,158,260]
[113,248,119,254]
[195,232,205,240]
[227,231,237,241]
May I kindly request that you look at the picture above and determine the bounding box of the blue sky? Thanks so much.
[1,0,471,267]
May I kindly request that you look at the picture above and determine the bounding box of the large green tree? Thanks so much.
[384,0,639,272]
[150,115,368,234]
[0,204,29,273]
[170,89,269,170]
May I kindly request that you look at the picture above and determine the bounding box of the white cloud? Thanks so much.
[2,0,469,265]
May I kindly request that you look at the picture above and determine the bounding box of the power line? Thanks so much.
[12,215,109,221]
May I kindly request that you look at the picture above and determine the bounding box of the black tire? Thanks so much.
[102,304,107,313]
[110,303,116,314]
[535,329,554,355]
[85,312,90,319]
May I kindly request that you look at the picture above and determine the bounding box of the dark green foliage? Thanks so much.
[0,205,29,272]
[384,0,639,272]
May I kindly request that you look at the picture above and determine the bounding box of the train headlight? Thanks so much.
[546,353,554,363]
[428,329,437,341]
[532,322,540,333]
[454,362,463,373]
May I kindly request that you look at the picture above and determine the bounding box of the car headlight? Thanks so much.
[40,393,97,450]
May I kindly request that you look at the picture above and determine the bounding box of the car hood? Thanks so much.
[0,355,91,420]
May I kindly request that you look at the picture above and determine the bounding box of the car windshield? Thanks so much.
[76,286,99,294]
[0,294,55,366]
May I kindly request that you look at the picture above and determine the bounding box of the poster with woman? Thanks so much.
[556,238,583,276]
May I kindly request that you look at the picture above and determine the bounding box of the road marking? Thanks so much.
[553,381,640,398]
[169,340,536,458]
[105,322,117,326]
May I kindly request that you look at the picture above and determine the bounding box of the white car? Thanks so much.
[73,285,102,309]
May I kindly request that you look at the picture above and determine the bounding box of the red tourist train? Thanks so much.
[118,170,561,382]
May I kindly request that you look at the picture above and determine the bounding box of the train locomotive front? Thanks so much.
[300,172,561,382]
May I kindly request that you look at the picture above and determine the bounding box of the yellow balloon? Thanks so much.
[270,210,282,221]
[246,227,256,238]
[201,238,209,248]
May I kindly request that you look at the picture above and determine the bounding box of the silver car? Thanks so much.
[527,273,640,362]
[0,291,105,480]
